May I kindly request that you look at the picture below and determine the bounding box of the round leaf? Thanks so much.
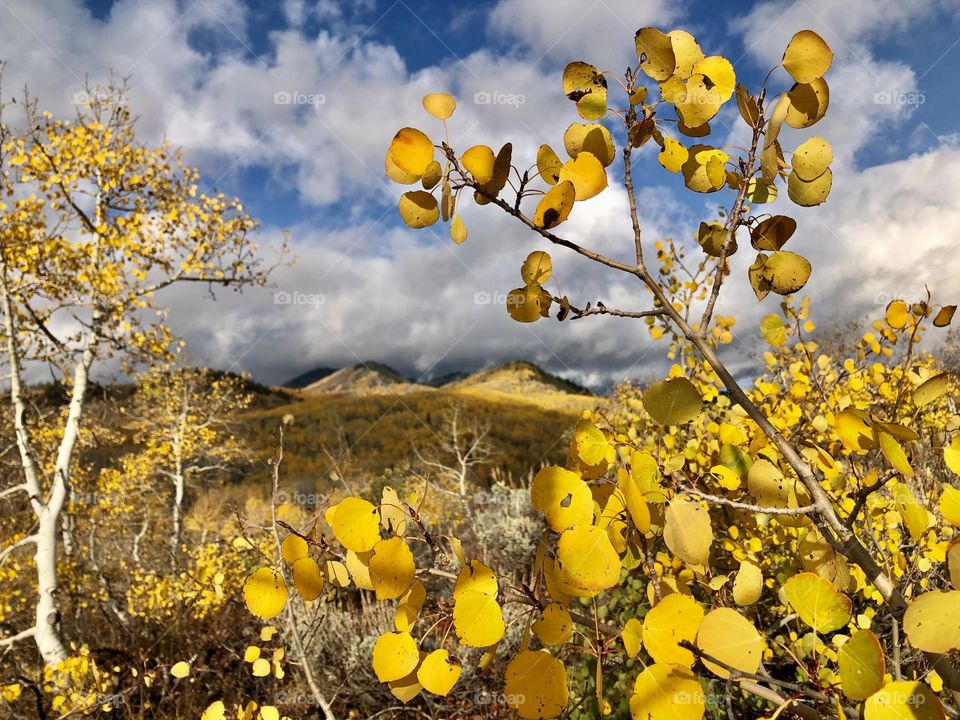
[643,377,702,426]
[695,608,763,678]
[783,572,852,633]
[243,567,288,620]
[782,30,833,84]
[422,92,455,120]
[642,593,704,666]
[372,631,420,682]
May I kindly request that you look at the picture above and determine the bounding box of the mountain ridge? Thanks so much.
[282,359,596,407]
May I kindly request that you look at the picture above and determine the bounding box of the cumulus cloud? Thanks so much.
[1,0,958,390]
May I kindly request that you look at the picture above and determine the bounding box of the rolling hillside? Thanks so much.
[238,360,604,487]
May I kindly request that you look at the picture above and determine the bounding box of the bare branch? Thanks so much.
[681,486,817,516]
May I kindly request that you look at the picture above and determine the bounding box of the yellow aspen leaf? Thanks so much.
[398,191,439,228]
[170,661,190,678]
[563,123,615,165]
[629,663,704,720]
[752,215,797,252]
[733,560,763,606]
[505,650,569,720]
[697,221,728,256]
[387,127,434,177]
[941,485,960,526]
[531,466,593,532]
[380,486,407,535]
[761,313,787,346]
[259,708,280,720]
[783,572,852,633]
[663,496,713,567]
[902,591,960,653]
[422,93,456,120]
[453,560,498,599]
[421,159,442,189]
[573,419,613,466]
[618,468,652,532]
[388,656,424,704]
[758,250,813,294]
[243,567,288,620]
[251,658,270,677]
[369,537,416,600]
[782,30,833,84]
[453,590,505,647]
[835,409,876,453]
[934,305,957,327]
[642,593,704,666]
[461,145,496,184]
[324,560,350,587]
[838,629,885,701]
[292,556,325,601]
[915,373,949,408]
[692,55,735,101]
[736,83,760,126]
[668,30,704,78]
[635,28,676,81]
[331,496,381,552]
[786,77,829,128]
[507,284,547,323]
[556,525,622,595]
[533,180,576,229]
[893,481,929,541]
[201,701,226,720]
[345,550,374,590]
[696,608,763,678]
[622,618,643,658]
[395,579,426,632]
[521,250,552,284]
[885,299,909,329]
[243,645,260,663]
[449,214,467,244]
[878,431,913,476]
[562,61,608,121]
[280,534,308,563]
[792,136,832,181]
[675,75,722,128]
[417,649,461,696]
[372,633,420,685]
[787,168,832,206]
[681,145,728,193]
[532,603,574,646]
[863,681,945,720]
[658,136,688,173]
[643,377,702,426]
[537,144,563,184]
[558,152,607,200]
[948,540,960,589]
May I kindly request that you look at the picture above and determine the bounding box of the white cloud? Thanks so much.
[2,0,959,390]
[488,0,677,71]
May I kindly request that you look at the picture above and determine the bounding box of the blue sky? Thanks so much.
[3,0,960,388]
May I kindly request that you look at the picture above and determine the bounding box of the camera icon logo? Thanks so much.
[274,91,292,105]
